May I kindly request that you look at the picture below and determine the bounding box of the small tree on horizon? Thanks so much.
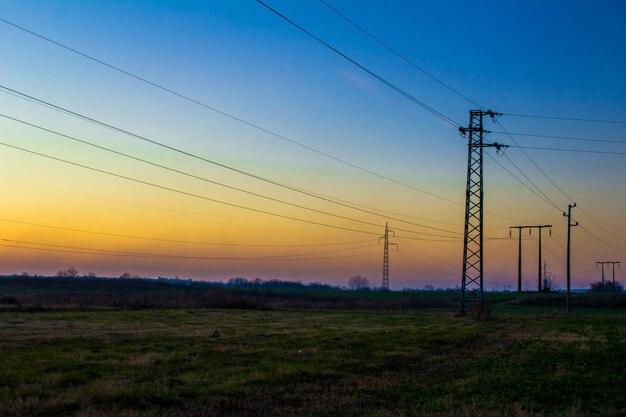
[56,267,79,278]
[348,275,370,290]
[589,280,623,293]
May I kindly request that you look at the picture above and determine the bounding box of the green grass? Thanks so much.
[0,307,624,417]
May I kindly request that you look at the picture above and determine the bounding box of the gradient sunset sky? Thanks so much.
[1,0,625,289]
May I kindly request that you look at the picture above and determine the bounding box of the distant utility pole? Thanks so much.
[563,203,578,314]
[379,222,398,290]
[597,261,607,291]
[459,110,507,315]
[509,226,525,293]
[509,224,551,292]
[596,261,620,292]
[611,262,621,292]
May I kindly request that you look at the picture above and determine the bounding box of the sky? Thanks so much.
[0,0,625,289]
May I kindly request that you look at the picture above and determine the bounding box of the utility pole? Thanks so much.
[509,224,551,292]
[379,222,397,290]
[563,204,578,314]
[509,226,524,292]
[459,110,507,315]
[612,262,621,292]
[596,261,620,292]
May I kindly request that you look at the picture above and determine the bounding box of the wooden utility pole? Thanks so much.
[563,204,578,314]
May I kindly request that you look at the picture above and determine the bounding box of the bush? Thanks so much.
[589,280,623,293]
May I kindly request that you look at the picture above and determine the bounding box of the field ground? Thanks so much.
[0,305,624,417]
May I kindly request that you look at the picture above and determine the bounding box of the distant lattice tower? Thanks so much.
[379,222,397,290]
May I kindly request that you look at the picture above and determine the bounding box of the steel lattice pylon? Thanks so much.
[460,110,504,315]
[379,222,397,290]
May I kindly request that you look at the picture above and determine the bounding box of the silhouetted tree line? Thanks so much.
[0,276,452,312]
[226,277,338,290]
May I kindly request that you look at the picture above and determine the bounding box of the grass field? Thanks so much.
[0,306,624,417]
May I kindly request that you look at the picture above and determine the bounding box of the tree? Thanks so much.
[424,284,435,291]
[56,267,79,278]
[348,275,370,290]
[228,277,249,287]
[542,273,560,292]
[589,280,624,293]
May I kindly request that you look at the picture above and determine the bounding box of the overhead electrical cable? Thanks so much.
[396,237,457,275]
[501,153,562,212]
[255,0,460,128]
[485,152,562,212]
[0,141,470,242]
[0,22,519,223]
[0,141,384,236]
[317,0,483,108]
[576,207,626,241]
[315,3,626,248]
[508,145,626,156]
[0,218,373,248]
[0,178,304,227]
[396,249,454,276]
[0,18,468,210]
[491,131,626,145]
[0,242,379,261]
[0,86,461,236]
[0,238,377,259]
[0,113,460,237]
[579,224,626,251]
[497,123,626,245]
[502,113,626,125]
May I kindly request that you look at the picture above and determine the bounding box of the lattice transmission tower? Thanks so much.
[379,222,398,290]
[460,110,506,315]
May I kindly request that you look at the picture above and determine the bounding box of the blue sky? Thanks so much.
[0,0,625,288]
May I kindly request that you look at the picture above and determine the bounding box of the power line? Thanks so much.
[0,113,460,238]
[509,145,626,156]
[485,152,561,211]
[255,0,460,128]
[0,18,467,209]
[0,177,301,227]
[0,88,533,228]
[496,120,570,208]
[577,206,626,241]
[0,218,373,248]
[1,238,376,259]
[0,86,461,236]
[0,140,478,242]
[579,224,626,251]
[0,240,378,261]
[502,113,626,125]
[491,131,626,145]
[396,237,457,275]
[0,140,383,236]
[311,3,617,241]
[501,153,562,212]
[317,0,482,108]
[493,119,626,268]
[0,15,559,236]
[316,2,626,249]
[497,123,626,247]
[396,249,454,276]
